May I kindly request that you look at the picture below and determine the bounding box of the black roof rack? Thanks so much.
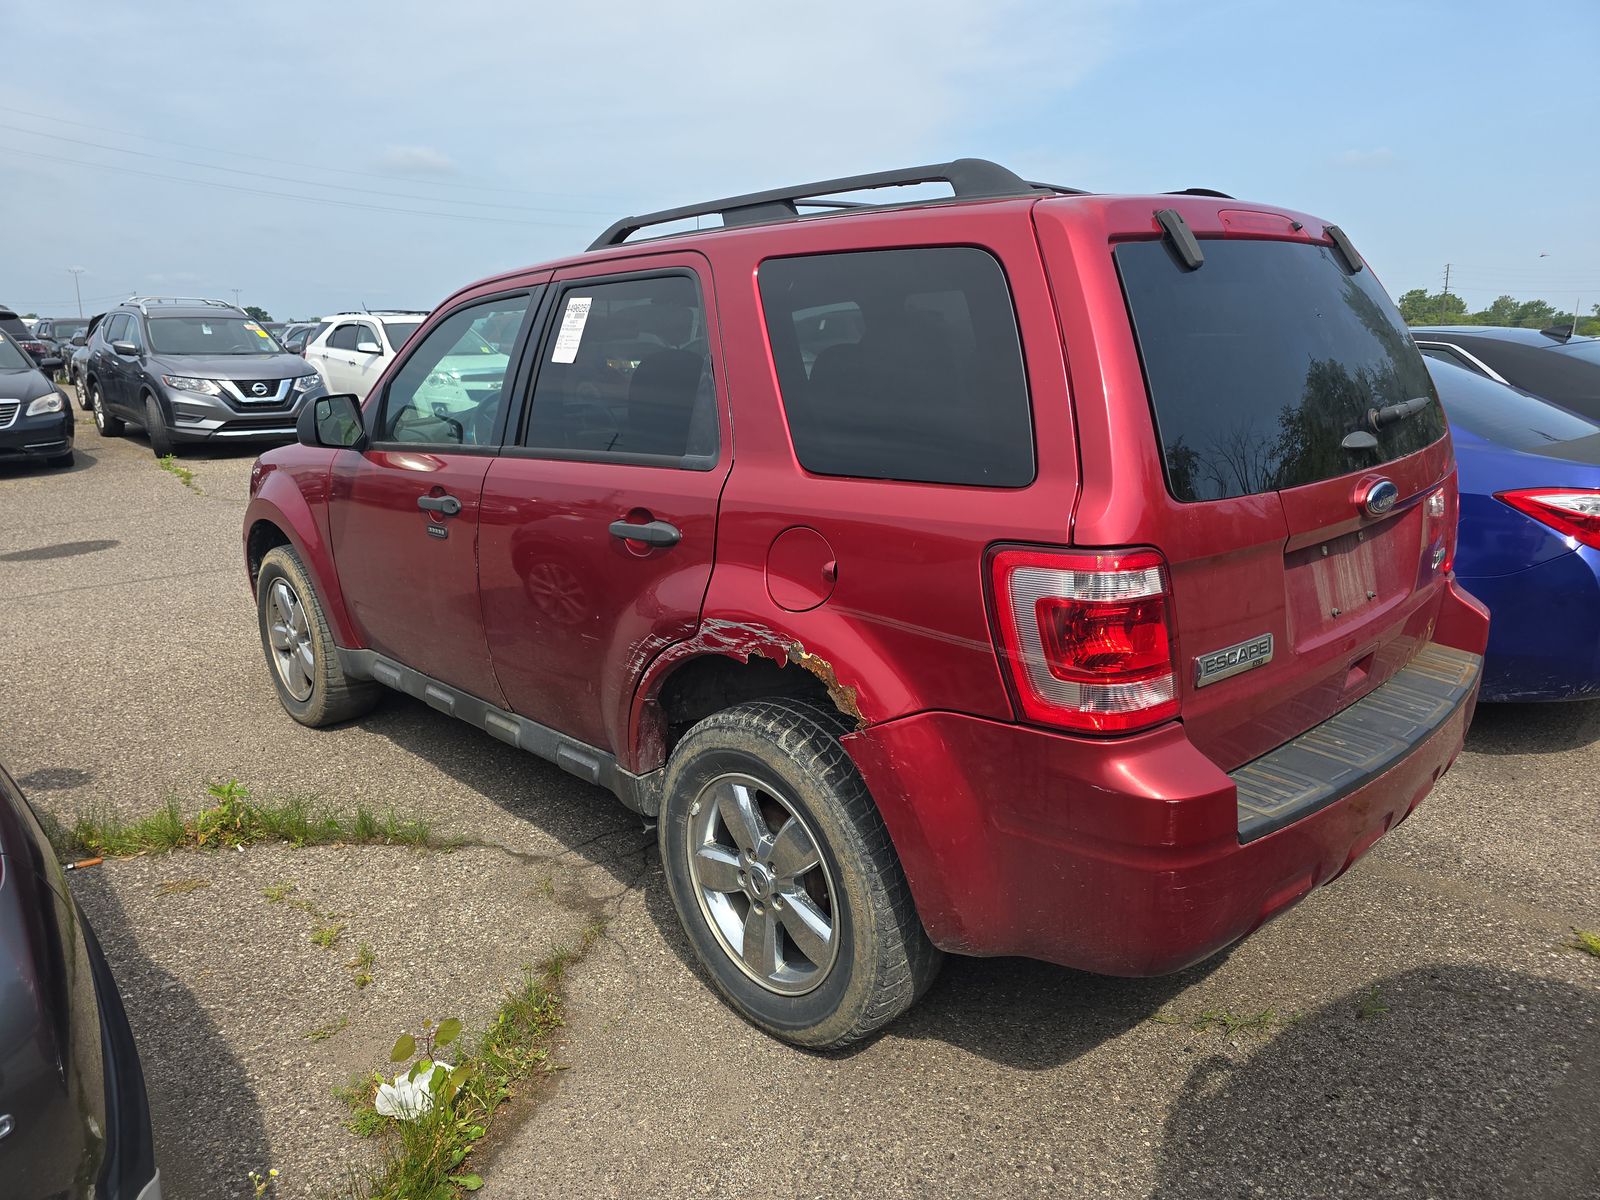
[588,157,1056,250]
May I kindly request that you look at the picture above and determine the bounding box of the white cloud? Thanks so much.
[1334,147,1398,169]
[375,146,458,175]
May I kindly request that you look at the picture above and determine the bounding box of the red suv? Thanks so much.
[243,160,1488,1048]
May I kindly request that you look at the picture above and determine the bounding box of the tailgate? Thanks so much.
[1114,231,1456,770]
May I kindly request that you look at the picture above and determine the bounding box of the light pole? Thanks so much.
[232,289,241,308]
[66,267,85,317]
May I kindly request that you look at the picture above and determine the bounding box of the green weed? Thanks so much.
[158,453,198,491]
[1355,985,1390,1021]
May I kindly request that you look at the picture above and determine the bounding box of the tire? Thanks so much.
[659,698,941,1049]
[89,380,124,436]
[255,545,381,727]
[144,394,176,458]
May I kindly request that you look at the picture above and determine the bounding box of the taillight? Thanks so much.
[1425,481,1458,573]
[989,547,1179,734]
[1496,488,1600,549]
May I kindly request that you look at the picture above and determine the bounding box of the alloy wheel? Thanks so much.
[687,771,840,996]
[91,385,105,431]
[266,577,316,702]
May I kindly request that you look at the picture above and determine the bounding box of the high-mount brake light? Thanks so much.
[1496,488,1600,550]
[990,547,1179,734]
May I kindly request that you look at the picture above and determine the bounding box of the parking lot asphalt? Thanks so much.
[2,400,1597,1199]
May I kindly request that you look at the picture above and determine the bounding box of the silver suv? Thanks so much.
[84,297,325,456]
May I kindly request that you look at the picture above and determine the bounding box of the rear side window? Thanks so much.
[1117,239,1447,502]
[759,248,1034,487]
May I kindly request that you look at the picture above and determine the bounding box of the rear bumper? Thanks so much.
[1459,546,1600,702]
[844,578,1489,976]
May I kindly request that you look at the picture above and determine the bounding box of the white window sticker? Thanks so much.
[550,296,593,364]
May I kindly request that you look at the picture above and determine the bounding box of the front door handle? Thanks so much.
[609,519,681,547]
[417,494,462,516]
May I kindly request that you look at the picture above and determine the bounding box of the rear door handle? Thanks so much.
[417,494,462,516]
[609,519,681,547]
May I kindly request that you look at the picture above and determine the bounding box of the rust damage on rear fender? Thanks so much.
[654,618,868,730]
[782,643,865,730]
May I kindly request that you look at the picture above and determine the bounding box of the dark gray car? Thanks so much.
[84,297,325,457]
[0,327,74,468]
[0,763,160,1199]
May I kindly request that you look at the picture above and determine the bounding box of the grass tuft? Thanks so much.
[56,780,440,860]
[1570,929,1600,958]
[158,453,199,491]
[350,942,376,989]
[305,1016,350,1044]
[1355,984,1390,1021]
[336,929,605,1199]
[311,922,346,949]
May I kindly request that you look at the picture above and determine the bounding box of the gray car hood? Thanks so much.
[149,352,313,380]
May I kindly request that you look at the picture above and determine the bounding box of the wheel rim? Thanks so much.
[91,385,105,430]
[687,771,840,996]
[265,577,316,702]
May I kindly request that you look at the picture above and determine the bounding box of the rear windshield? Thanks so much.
[1116,239,1446,502]
[1425,357,1600,448]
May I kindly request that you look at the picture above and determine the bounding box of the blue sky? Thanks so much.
[3,0,1596,321]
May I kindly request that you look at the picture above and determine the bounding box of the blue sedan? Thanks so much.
[1425,355,1600,701]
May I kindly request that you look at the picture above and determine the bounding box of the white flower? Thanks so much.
[373,1062,453,1120]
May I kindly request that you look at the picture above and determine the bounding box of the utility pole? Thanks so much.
[232,289,242,308]
[67,267,85,317]
[1437,264,1451,323]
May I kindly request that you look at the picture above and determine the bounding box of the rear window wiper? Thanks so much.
[1341,395,1435,450]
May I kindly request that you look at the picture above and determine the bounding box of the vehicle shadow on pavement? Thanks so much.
[67,866,273,1200]
[635,853,1216,1066]
[1464,699,1600,755]
[357,696,655,895]
[1148,964,1600,1200]
[0,443,100,479]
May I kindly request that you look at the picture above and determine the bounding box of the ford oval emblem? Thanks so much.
[1363,479,1399,517]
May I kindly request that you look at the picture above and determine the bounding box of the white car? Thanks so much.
[303,310,427,400]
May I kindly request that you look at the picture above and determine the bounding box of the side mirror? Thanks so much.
[297,393,366,450]
[71,334,87,347]
[355,340,382,355]
[111,340,139,357]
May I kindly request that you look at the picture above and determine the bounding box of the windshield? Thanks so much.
[54,320,89,340]
[382,321,422,350]
[149,317,283,355]
[0,336,32,370]
[1117,238,1447,502]
[1426,358,1600,449]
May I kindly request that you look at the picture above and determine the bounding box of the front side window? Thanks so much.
[103,314,129,344]
[328,323,362,351]
[148,316,277,355]
[377,295,531,447]
[523,274,718,465]
[758,247,1034,487]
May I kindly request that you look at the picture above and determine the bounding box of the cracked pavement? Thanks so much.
[1,400,1596,1199]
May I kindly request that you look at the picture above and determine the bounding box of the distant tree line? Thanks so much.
[1398,289,1600,336]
